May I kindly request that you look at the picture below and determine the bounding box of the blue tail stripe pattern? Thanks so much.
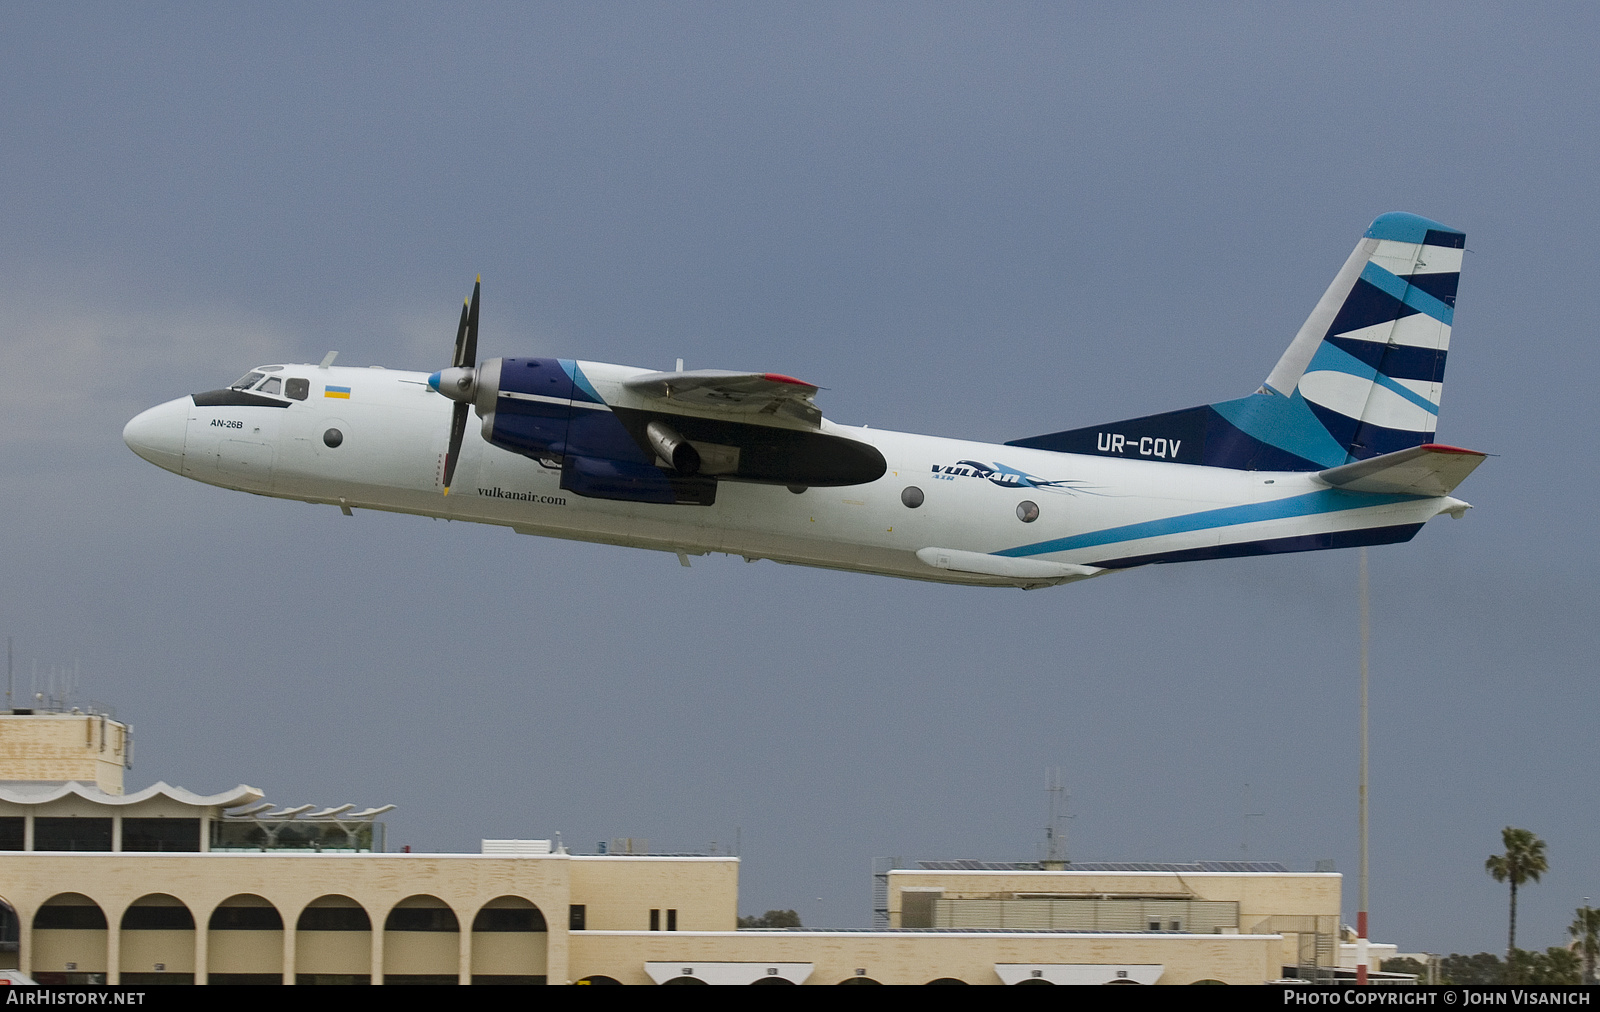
[1090,523,1426,569]
[1007,211,1463,470]
[1395,270,1458,307]
[1323,336,1445,382]
[1305,343,1440,414]
[995,489,1427,559]
[1357,261,1454,326]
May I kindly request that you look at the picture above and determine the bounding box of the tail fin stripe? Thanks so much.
[1324,336,1446,381]
[1305,344,1440,414]
[1396,270,1459,307]
[1325,279,1418,340]
[1328,313,1451,351]
[1209,393,1350,468]
[1358,261,1454,325]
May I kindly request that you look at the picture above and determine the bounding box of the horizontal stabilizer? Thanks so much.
[1315,443,1486,496]
[916,547,1102,584]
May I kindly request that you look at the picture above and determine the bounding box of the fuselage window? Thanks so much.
[230,372,265,391]
[285,377,309,400]
[258,377,282,395]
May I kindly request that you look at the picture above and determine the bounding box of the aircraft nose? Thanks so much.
[123,397,190,473]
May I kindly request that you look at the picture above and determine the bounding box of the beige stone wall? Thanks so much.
[887,870,1341,928]
[0,714,127,794]
[120,930,194,974]
[569,856,739,931]
[2,853,1320,984]
[0,851,739,983]
[208,931,282,975]
[569,930,1279,985]
[382,931,457,976]
[295,931,371,975]
[888,869,1341,977]
[32,929,107,974]
[471,932,547,976]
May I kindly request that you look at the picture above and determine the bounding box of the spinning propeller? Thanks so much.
[427,276,481,494]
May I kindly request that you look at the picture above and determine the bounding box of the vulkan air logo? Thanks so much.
[931,460,1094,495]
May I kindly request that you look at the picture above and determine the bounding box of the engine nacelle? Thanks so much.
[474,357,572,461]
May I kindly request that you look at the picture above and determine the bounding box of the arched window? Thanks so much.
[295,895,370,932]
[33,894,105,930]
[120,894,194,930]
[208,894,283,931]
[471,896,546,932]
[384,895,459,932]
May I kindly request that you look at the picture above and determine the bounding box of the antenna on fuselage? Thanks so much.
[319,351,339,369]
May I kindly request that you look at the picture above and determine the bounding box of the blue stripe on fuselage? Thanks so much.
[560,360,607,404]
[994,488,1428,559]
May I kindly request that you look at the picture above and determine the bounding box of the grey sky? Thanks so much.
[2,4,1596,954]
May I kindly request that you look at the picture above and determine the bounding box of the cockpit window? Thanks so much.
[285,377,309,400]
[258,377,282,395]
[229,371,266,390]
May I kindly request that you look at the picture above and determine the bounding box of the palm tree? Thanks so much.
[1570,905,1600,984]
[1485,827,1549,962]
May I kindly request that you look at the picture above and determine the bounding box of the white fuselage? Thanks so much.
[126,363,1463,589]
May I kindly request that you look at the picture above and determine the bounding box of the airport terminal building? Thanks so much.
[0,707,1375,985]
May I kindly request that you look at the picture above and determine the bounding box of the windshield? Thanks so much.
[229,371,266,390]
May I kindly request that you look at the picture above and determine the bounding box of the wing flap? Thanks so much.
[1316,443,1487,496]
[622,370,822,426]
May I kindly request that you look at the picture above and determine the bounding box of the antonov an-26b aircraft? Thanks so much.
[124,212,1483,589]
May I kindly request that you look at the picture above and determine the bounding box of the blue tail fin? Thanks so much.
[1008,212,1464,470]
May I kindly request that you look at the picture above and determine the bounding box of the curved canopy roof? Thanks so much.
[0,780,263,809]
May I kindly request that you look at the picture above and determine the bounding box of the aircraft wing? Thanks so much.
[621,370,822,427]
[1316,443,1487,496]
[609,368,883,487]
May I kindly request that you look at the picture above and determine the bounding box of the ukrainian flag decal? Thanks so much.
[325,385,351,399]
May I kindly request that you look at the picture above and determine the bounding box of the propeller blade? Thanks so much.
[450,296,471,369]
[461,275,481,370]
[443,400,469,494]
[441,276,482,495]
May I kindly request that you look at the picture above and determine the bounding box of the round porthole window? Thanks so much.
[901,486,924,508]
[1016,500,1039,523]
[323,428,343,448]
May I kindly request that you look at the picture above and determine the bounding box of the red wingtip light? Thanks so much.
[762,372,814,387]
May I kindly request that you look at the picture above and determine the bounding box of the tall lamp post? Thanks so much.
[1357,548,1371,985]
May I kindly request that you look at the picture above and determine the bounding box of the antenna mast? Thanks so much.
[1043,767,1068,868]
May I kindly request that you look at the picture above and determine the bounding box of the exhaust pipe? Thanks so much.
[646,420,701,475]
